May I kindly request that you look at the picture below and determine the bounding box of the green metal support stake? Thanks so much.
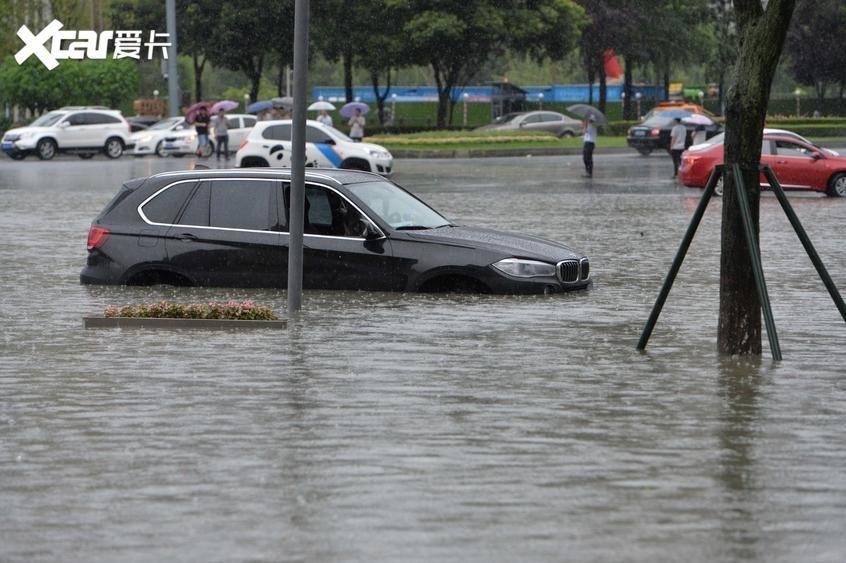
[731,164,782,361]
[762,165,846,324]
[637,166,722,350]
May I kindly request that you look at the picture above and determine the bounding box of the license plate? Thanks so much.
[164,144,176,150]
[1,142,13,151]
[634,130,646,137]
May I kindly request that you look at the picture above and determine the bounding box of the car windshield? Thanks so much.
[30,112,66,127]
[323,124,352,142]
[641,115,676,128]
[346,180,450,230]
[149,118,183,130]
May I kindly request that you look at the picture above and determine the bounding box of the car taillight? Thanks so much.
[87,226,110,250]
[239,139,249,150]
[651,128,660,136]
[684,156,699,165]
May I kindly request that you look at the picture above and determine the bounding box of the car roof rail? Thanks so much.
[58,106,112,111]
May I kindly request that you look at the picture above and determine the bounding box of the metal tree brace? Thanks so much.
[637,164,846,360]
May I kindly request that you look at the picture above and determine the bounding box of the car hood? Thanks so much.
[401,225,583,262]
[131,129,171,141]
[3,126,41,138]
[346,141,390,154]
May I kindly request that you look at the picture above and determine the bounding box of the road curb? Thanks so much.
[388,146,635,159]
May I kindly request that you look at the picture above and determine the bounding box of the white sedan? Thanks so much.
[235,119,393,175]
[130,117,193,157]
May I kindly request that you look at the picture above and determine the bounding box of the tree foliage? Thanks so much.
[0,57,139,112]
[786,0,846,105]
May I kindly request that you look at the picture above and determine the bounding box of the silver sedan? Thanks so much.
[475,111,581,138]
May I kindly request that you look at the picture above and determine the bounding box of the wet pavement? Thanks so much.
[1,153,846,562]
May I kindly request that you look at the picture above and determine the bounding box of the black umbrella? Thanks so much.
[566,104,608,125]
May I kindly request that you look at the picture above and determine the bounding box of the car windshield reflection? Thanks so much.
[149,118,184,130]
[347,180,450,230]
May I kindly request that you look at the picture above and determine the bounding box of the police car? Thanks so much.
[235,119,393,175]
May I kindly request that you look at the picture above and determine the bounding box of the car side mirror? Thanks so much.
[519,122,526,128]
[324,138,335,145]
[812,152,823,160]
[58,121,69,128]
[360,220,383,240]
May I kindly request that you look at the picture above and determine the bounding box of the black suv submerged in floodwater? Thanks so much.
[80,169,590,294]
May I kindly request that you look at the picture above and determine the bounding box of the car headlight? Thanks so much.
[19,131,35,139]
[187,134,196,141]
[491,258,556,278]
[368,149,391,158]
[137,135,153,144]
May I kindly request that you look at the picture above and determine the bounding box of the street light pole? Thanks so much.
[391,93,397,125]
[635,91,642,119]
[287,0,309,314]
[165,0,179,116]
[538,92,544,110]
[794,87,802,116]
[463,92,468,127]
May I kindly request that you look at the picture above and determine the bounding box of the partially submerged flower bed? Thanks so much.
[104,300,278,320]
[85,300,285,329]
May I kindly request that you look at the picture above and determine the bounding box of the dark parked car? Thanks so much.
[80,169,591,294]
[626,112,721,156]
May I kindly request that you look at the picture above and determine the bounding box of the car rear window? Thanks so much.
[178,182,210,226]
[142,182,196,224]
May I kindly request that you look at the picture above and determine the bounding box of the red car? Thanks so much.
[679,134,846,197]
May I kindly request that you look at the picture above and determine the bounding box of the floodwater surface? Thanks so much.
[1,154,845,562]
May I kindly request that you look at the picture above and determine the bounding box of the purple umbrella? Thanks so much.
[184,101,213,123]
[211,99,239,113]
[340,102,370,118]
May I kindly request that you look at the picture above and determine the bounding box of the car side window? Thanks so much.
[262,124,292,141]
[298,185,365,237]
[142,182,197,224]
[88,113,121,124]
[305,126,333,144]
[541,113,560,122]
[523,114,542,124]
[65,113,87,126]
[762,140,773,155]
[226,118,239,129]
[775,139,813,158]
[209,179,277,231]
[177,182,210,226]
[242,116,257,128]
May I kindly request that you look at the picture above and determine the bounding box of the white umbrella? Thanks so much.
[308,101,336,111]
[682,114,713,126]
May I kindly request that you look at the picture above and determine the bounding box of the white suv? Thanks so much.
[235,119,393,175]
[1,106,133,160]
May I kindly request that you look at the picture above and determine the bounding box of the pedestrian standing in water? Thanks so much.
[349,107,365,142]
[669,117,687,178]
[194,106,210,157]
[581,114,597,177]
[213,109,229,161]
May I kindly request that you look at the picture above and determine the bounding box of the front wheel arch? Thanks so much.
[340,158,371,171]
[827,172,846,197]
[124,268,194,287]
[417,273,490,294]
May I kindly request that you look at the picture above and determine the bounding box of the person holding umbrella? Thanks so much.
[582,114,597,178]
[213,108,229,161]
[194,106,211,157]
[669,117,687,178]
[349,107,365,142]
[317,110,333,127]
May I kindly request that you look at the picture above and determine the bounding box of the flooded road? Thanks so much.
[2,154,845,561]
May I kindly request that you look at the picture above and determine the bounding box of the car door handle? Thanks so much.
[177,233,198,241]
[776,160,788,164]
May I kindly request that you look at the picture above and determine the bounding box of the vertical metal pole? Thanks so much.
[287,0,309,314]
[286,65,292,98]
[762,166,846,324]
[637,166,721,350]
[165,0,179,117]
[731,164,782,360]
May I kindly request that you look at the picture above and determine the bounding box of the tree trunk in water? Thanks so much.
[718,71,725,116]
[193,54,206,102]
[343,46,353,103]
[663,68,670,101]
[623,56,633,120]
[371,70,392,126]
[718,0,796,356]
